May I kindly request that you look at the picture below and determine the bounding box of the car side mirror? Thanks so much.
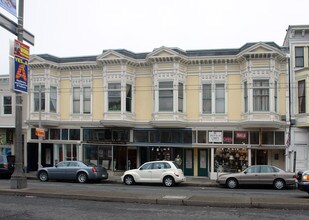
[244,171,247,174]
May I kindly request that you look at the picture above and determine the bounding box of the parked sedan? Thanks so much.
[121,161,186,187]
[37,161,108,183]
[217,165,296,190]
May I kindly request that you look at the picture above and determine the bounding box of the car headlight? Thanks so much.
[302,174,309,181]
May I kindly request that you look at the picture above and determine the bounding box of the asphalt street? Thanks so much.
[0,177,309,211]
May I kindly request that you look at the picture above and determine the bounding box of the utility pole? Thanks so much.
[10,0,27,189]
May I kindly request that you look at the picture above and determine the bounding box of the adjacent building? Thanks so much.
[284,25,309,172]
[0,74,28,165]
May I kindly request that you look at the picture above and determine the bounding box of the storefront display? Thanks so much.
[214,148,248,173]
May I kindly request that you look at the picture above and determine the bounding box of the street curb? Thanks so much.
[1,188,309,210]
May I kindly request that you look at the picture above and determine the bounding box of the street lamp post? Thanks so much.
[10,0,27,189]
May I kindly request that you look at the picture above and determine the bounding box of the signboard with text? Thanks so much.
[0,0,16,17]
[13,39,29,93]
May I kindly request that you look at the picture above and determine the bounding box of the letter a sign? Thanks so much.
[14,39,29,93]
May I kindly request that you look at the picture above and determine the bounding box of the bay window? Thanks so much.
[159,81,173,111]
[253,80,269,111]
[108,83,121,111]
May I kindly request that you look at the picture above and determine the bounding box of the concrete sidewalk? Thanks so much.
[0,172,308,210]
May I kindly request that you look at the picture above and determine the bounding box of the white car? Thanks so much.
[121,161,186,187]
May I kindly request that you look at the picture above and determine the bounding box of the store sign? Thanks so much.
[13,39,29,93]
[209,131,222,143]
[235,132,247,139]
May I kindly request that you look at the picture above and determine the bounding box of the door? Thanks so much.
[128,148,137,170]
[137,162,153,182]
[238,165,260,185]
[198,149,208,176]
[184,149,194,176]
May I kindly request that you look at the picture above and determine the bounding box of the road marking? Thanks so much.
[163,195,187,199]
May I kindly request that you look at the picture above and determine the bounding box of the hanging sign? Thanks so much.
[13,39,29,93]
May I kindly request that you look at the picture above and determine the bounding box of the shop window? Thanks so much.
[209,131,223,143]
[69,129,80,140]
[31,128,38,139]
[223,131,233,144]
[214,148,248,172]
[133,130,148,142]
[198,131,206,143]
[234,131,248,144]
[50,129,60,140]
[275,132,284,145]
[250,131,259,145]
[192,131,197,143]
[183,130,192,143]
[262,131,274,145]
[113,130,129,142]
[160,130,172,143]
[172,131,181,143]
[62,129,68,140]
[150,130,159,143]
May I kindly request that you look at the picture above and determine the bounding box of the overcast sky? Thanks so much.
[0,0,308,74]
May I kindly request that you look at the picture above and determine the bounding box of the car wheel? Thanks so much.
[226,178,238,189]
[38,171,48,182]
[273,179,285,190]
[77,172,88,183]
[124,175,135,185]
[163,176,175,187]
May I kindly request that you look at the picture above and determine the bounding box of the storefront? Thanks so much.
[193,129,287,179]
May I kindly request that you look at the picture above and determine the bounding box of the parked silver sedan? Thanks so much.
[217,165,296,190]
[37,161,108,183]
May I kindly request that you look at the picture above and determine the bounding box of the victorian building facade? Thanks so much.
[27,40,291,179]
[284,25,309,172]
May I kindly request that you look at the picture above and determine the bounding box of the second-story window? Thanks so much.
[253,80,269,111]
[215,84,225,113]
[73,87,80,113]
[73,87,91,114]
[295,47,304,67]
[83,87,91,114]
[244,82,248,113]
[50,86,57,113]
[298,80,306,113]
[3,96,12,115]
[126,84,132,112]
[34,85,45,112]
[178,83,183,112]
[159,81,173,111]
[108,83,121,111]
[202,84,211,113]
[274,81,278,112]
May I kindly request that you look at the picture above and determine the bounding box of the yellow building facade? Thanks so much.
[27,42,289,179]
